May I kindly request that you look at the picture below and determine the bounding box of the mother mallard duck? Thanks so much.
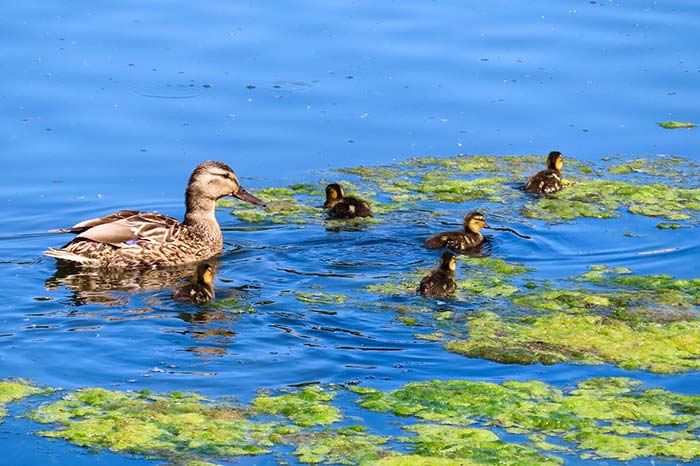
[44,161,265,267]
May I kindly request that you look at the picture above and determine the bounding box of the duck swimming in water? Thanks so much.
[524,151,564,194]
[44,161,265,267]
[173,262,215,304]
[418,252,457,298]
[425,211,489,253]
[324,183,373,219]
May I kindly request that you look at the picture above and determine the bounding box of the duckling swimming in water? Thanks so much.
[425,211,489,253]
[418,252,457,298]
[44,161,265,267]
[524,151,564,194]
[324,183,373,219]
[173,262,215,304]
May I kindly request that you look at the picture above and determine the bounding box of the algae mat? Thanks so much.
[226,154,700,225]
[0,377,695,464]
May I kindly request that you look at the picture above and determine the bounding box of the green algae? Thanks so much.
[0,379,49,423]
[29,388,278,461]
[352,377,700,462]
[386,424,562,466]
[659,121,697,129]
[252,386,341,427]
[16,378,700,464]
[291,426,387,465]
[448,311,700,373]
[607,156,699,180]
[293,291,348,305]
[523,180,700,222]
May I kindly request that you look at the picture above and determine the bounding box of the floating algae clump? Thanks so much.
[448,311,700,373]
[658,121,697,129]
[292,426,388,465]
[29,388,278,462]
[523,180,700,221]
[0,379,48,423]
[252,386,341,427]
[293,291,348,305]
[352,377,700,462]
[376,424,562,466]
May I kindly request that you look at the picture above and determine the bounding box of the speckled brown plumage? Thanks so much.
[418,252,457,298]
[524,151,564,194]
[173,263,215,304]
[425,212,489,253]
[44,161,265,267]
[324,183,373,219]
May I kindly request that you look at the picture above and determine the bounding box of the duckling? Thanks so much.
[524,151,564,194]
[44,161,265,267]
[324,183,373,219]
[173,263,215,304]
[418,252,457,298]
[425,211,489,253]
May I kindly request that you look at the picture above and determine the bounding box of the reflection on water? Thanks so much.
[45,262,202,306]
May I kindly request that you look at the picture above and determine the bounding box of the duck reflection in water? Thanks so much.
[173,263,215,305]
[45,261,216,306]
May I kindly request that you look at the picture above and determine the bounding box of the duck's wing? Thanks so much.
[51,210,141,234]
[74,211,182,247]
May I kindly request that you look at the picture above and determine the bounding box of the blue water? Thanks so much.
[2,0,700,464]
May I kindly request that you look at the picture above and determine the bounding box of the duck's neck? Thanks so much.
[183,185,220,230]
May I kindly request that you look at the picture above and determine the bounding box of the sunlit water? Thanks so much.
[2,0,700,464]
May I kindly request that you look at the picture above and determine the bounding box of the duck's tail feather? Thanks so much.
[43,248,100,266]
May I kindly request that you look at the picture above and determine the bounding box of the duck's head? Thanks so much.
[324,183,346,208]
[464,211,489,233]
[546,151,564,171]
[439,251,457,272]
[196,262,215,286]
[186,161,265,207]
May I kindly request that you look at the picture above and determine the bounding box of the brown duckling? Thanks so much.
[44,161,265,267]
[324,183,373,219]
[173,263,215,304]
[418,252,457,298]
[524,151,564,194]
[425,211,489,253]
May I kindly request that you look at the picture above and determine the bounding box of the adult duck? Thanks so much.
[524,151,564,194]
[44,161,265,267]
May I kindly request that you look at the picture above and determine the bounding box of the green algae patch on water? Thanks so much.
[523,180,700,222]
[293,291,348,305]
[0,379,50,423]
[658,121,697,129]
[448,311,700,373]
[377,424,562,466]
[291,426,388,465]
[252,386,341,428]
[352,378,700,463]
[29,388,279,462]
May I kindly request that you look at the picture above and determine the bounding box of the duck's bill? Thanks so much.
[233,187,266,206]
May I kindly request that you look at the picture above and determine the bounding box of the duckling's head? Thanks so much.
[439,251,457,272]
[546,151,563,171]
[196,262,215,286]
[324,183,346,208]
[186,161,265,209]
[464,211,489,233]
